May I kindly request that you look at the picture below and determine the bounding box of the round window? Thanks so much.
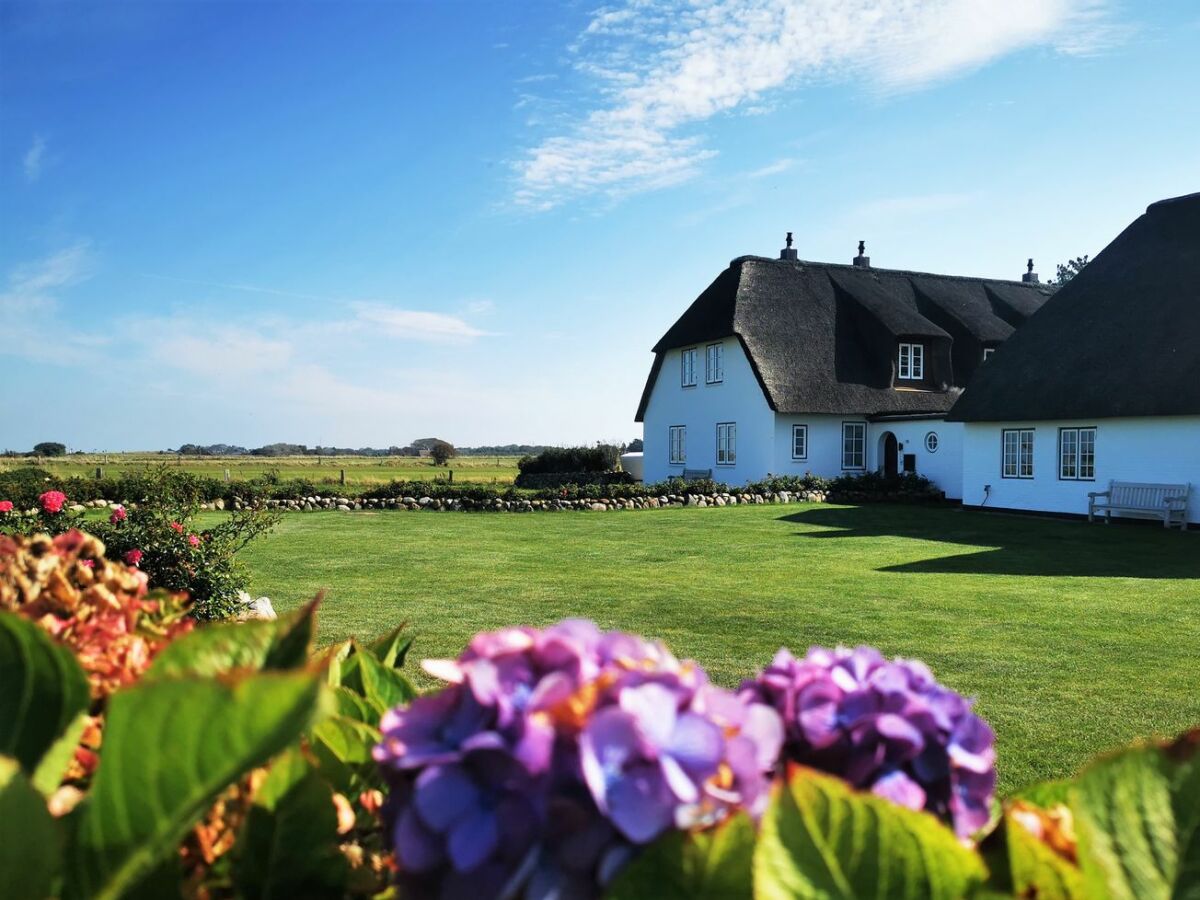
[924,432,939,453]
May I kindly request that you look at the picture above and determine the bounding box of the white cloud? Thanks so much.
[850,191,979,220]
[746,157,799,179]
[515,0,1119,209]
[0,241,101,362]
[23,135,47,182]
[141,323,294,378]
[351,304,491,343]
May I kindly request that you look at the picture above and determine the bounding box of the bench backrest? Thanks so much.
[1108,481,1190,510]
[682,468,713,482]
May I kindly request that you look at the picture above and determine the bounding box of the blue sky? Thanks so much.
[2,0,1197,451]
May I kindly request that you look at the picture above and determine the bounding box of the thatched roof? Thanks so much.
[948,192,1200,422]
[635,256,1052,422]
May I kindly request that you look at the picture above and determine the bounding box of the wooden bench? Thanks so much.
[682,468,713,482]
[1087,480,1191,530]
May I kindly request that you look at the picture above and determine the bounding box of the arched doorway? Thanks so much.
[880,432,898,478]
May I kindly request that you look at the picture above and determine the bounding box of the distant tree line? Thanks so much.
[7,439,644,459]
[169,441,586,458]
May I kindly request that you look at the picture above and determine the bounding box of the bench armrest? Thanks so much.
[1087,490,1110,499]
[1163,495,1188,503]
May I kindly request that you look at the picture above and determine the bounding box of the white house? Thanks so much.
[635,236,1052,497]
[948,192,1200,525]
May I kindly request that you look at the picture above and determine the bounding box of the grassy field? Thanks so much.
[1,453,522,486]
[230,502,1200,793]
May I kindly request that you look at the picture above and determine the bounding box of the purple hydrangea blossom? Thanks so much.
[740,645,997,838]
[374,619,782,899]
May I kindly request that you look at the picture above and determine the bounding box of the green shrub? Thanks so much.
[517,445,621,475]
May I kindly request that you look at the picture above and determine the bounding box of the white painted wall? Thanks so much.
[771,414,865,480]
[641,338,775,485]
[962,417,1200,524]
[874,420,964,500]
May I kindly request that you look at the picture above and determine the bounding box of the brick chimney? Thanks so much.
[1022,258,1039,283]
[853,240,870,268]
[779,232,798,261]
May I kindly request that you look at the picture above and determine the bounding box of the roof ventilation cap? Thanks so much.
[853,240,870,268]
[1022,258,1039,283]
[779,232,798,261]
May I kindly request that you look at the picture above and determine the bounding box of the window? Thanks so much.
[791,424,808,460]
[842,422,866,470]
[982,348,995,361]
[668,426,686,465]
[1059,427,1096,480]
[1002,429,1035,478]
[681,348,698,387]
[706,343,724,384]
[716,422,736,466]
[924,431,939,453]
[898,343,925,380]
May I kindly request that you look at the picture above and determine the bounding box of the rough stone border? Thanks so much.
[65,489,942,515]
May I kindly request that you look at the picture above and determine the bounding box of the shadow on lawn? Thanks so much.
[781,505,1199,579]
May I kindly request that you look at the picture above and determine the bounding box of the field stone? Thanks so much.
[234,591,277,622]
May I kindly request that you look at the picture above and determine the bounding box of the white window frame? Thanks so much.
[982,347,995,361]
[841,422,866,471]
[924,431,939,453]
[705,343,724,384]
[1002,428,1035,479]
[1059,427,1096,481]
[668,426,686,465]
[898,343,924,380]
[681,348,698,388]
[791,424,808,460]
[716,422,736,466]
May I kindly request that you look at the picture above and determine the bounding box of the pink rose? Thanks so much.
[39,491,67,514]
[123,549,143,566]
[169,521,184,533]
[109,506,127,524]
[0,500,13,513]
[187,534,200,547]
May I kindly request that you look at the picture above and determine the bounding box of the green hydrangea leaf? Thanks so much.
[232,750,349,899]
[354,646,417,716]
[0,756,61,900]
[754,765,987,900]
[1073,728,1200,900]
[31,713,89,797]
[608,811,755,900]
[366,622,413,670]
[981,809,1085,899]
[145,600,317,680]
[64,670,325,900]
[0,611,91,774]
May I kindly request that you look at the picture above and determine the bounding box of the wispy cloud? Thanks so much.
[352,304,491,343]
[850,191,980,221]
[22,135,47,182]
[140,322,294,378]
[746,157,799,179]
[515,0,1120,209]
[0,240,102,362]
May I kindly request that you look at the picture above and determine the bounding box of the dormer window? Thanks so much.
[897,342,925,380]
[681,348,698,387]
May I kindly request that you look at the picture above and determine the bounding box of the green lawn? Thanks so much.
[234,502,1200,794]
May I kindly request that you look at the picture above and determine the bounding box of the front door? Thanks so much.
[884,433,898,478]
